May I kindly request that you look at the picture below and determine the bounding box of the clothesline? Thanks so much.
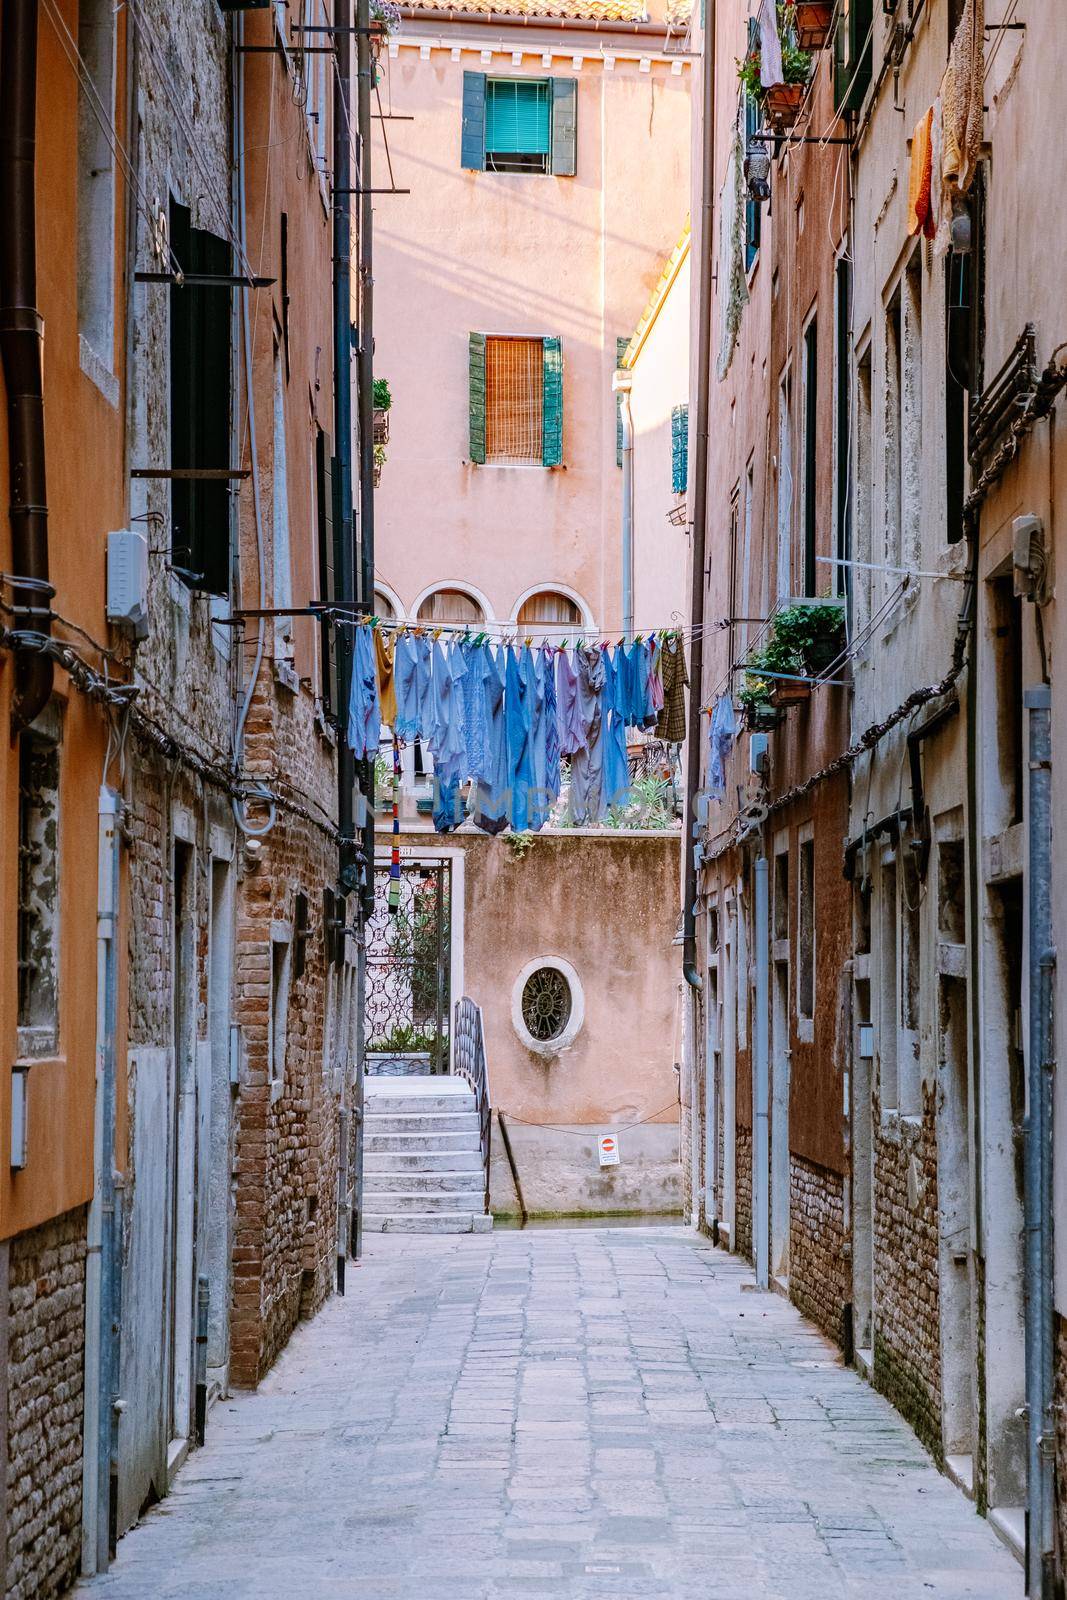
[350,627,689,837]
[329,612,714,650]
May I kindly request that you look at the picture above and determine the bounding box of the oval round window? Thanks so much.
[520,966,573,1043]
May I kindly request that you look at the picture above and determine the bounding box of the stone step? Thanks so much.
[365,1148,484,1173]
[362,1211,493,1235]
[363,1092,476,1116]
[363,1189,481,1213]
[363,1169,485,1195]
[364,1111,480,1136]
[365,1131,481,1155]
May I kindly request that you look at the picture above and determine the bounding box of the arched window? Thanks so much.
[417,588,485,625]
[517,589,583,636]
[373,589,396,621]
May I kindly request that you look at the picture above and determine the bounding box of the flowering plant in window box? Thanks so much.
[373,377,391,445]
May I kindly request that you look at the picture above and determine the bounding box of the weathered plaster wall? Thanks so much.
[372,34,690,634]
[396,830,682,1216]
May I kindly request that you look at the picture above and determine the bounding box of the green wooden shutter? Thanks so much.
[461,71,487,170]
[469,333,487,464]
[671,404,689,494]
[542,336,563,467]
[317,429,339,712]
[615,335,629,467]
[550,78,577,176]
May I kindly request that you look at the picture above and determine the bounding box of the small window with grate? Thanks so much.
[485,79,551,174]
[521,966,573,1043]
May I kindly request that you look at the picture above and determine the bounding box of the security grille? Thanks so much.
[521,966,572,1042]
[487,336,543,464]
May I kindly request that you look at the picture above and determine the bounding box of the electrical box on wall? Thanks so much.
[11,1066,29,1169]
[749,732,770,776]
[106,530,149,637]
[858,1023,875,1060]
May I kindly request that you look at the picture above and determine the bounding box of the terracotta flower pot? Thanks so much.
[770,677,811,708]
[765,81,806,127]
[793,1,834,50]
[373,407,390,445]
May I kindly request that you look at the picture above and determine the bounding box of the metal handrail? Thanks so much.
[453,997,491,1216]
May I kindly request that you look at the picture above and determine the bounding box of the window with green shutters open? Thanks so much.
[469,334,563,467]
[461,72,577,177]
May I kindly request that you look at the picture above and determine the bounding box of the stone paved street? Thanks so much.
[78,1226,1020,1600]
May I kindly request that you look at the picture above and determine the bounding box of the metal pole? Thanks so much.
[682,0,715,991]
[356,0,377,922]
[614,371,634,639]
[753,854,770,1290]
[194,1277,209,1447]
[1024,683,1055,1599]
[334,0,357,889]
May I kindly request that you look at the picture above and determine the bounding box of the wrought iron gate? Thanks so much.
[365,860,452,1072]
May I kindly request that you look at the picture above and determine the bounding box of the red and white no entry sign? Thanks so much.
[597,1133,620,1168]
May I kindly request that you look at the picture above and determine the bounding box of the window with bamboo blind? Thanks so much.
[469,333,563,467]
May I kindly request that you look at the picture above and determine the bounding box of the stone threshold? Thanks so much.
[988,1505,1025,1566]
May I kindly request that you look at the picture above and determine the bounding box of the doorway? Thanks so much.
[365,858,454,1075]
[770,958,790,1279]
[166,839,198,1475]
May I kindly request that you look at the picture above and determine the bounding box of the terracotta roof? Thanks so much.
[665,0,691,23]
[405,0,651,23]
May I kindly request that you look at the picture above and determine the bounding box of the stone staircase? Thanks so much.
[363,1075,492,1234]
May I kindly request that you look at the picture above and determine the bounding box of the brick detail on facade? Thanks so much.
[789,1154,847,1344]
[872,1085,942,1461]
[5,1206,88,1600]
[735,1125,752,1258]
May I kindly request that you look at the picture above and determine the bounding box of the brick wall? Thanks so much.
[231,675,342,1388]
[1056,1313,1067,1568]
[5,1207,87,1600]
[735,1126,752,1257]
[872,1085,942,1460]
[789,1154,847,1343]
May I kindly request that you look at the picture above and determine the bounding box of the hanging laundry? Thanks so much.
[393,631,423,741]
[426,641,468,833]
[656,636,689,744]
[647,637,666,721]
[556,647,586,758]
[373,628,397,729]
[433,773,464,834]
[602,647,631,812]
[475,644,510,835]
[505,645,535,832]
[347,622,381,761]
[461,638,491,789]
[540,644,562,808]
[527,646,552,831]
[757,0,784,90]
[906,106,936,240]
[708,693,739,800]
[568,645,606,825]
[941,0,984,197]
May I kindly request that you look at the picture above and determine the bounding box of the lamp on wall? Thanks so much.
[744,130,772,203]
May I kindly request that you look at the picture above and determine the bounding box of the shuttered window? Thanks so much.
[461,72,576,176]
[744,19,761,270]
[615,335,629,467]
[316,427,340,714]
[169,198,233,596]
[671,404,689,495]
[469,333,563,467]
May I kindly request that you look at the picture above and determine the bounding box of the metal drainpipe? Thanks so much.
[682,0,715,992]
[334,0,357,892]
[0,0,53,731]
[356,0,377,922]
[614,370,634,639]
[1024,682,1055,1600]
[753,851,770,1289]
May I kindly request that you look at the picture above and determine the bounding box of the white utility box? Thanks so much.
[106,529,149,637]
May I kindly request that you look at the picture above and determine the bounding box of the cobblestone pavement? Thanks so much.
[79,1226,1020,1600]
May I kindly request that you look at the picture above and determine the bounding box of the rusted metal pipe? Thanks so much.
[0,0,53,732]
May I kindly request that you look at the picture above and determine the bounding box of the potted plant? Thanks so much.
[736,674,783,730]
[736,6,813,126]
[789,0,834,51]
[373,376,391,445]
[373,441,387,486]
[770,602,846,677]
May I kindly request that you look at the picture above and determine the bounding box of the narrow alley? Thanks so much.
[79,1227,1017,1600]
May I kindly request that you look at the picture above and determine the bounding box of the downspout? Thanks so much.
[753,851,769,1288]
[613,369,634,638]
[0,0,53,732]
[355,0,377,923]
[1024,681,1055,1600]
[681,0,716,991]
[334,0,356,888]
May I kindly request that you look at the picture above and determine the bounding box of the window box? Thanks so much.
[373,407,390,445]
[793,1,834,50]
[765,82,806,124]
[770,678,811,708]
[742,702,784,732]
